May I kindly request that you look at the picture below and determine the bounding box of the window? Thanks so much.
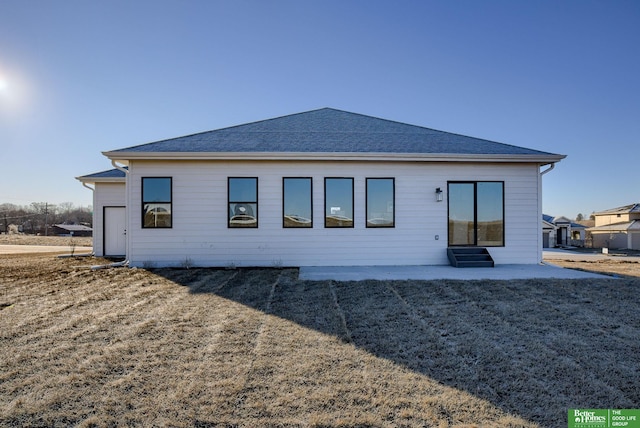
[228,177,258,228]
[325,178,353,228]
[366,178,395,227]
[448,181,504,246]
[283,178,312,228]
[142,177,172,228]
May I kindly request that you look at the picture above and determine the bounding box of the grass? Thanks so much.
[1,255,639,427]
[546,258,640,278]
[0,234,93,247]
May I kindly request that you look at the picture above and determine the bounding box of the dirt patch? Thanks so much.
[1,254,638,427]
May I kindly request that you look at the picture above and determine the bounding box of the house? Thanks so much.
[76,168,126,257]
[77,108,565,267]
[51,224,93,237]
[541,214,587,248]
[586,203,640,250]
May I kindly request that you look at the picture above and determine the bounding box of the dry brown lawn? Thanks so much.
[0,234,93,247]
[1,255,639,427]
[546,258,640,279]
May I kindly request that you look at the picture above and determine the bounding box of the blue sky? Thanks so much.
[1,0,638,218]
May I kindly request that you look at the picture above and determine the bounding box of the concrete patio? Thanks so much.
[300,254,613,281]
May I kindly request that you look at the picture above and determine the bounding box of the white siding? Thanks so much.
[93,182,126,257]
[125,160,541,267]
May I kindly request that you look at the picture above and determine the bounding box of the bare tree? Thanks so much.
[1,202,92,233]
[58,202,74,223]
[0,203,32,233]
[30,202,54,234]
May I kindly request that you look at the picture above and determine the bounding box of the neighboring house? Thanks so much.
[541,214,587,248]
[542,216,557,248]
[586,203,640,250]
[51,224,93,237]
[77,108,565,267]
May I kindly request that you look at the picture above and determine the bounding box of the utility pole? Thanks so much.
[45,202,48,236]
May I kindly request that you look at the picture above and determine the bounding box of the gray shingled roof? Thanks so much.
[542,214,586,229]
[76,167,126,183]
[78,168,126,179]
[105,108,563,159]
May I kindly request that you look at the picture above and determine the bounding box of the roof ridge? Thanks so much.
[139,107,519,143]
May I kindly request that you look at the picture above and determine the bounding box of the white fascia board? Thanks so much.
[103,151,566,164]
[75,176,126,184]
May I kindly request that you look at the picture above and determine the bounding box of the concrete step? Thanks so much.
[447,247,495,268]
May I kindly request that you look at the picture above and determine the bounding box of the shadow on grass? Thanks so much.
[151,267,640,427]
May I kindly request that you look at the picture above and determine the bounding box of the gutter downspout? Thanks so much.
[111,160,130,267]
[539,163,556,263]
[540,163,555,176]
[111,160,128,175]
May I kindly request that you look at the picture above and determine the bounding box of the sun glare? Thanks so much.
[0,68,32,114]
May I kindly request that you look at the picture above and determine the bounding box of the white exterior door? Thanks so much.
[104,207,126,256]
